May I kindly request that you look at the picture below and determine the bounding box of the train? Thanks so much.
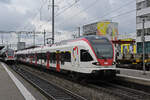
[0,48,16,62]
[116,53,150,71]
[16,35,118,78]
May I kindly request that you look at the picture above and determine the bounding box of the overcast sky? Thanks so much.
[0,0,136,49]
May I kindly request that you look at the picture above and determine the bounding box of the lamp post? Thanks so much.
[44,30,46,46]
[140,16,147,75]
[142,18,146,75]
[52,0,54,44]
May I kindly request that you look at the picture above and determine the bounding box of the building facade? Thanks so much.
[136,0,150,53]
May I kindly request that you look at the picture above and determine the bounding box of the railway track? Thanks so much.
[88,80,150,100]
[10,64,87,100]
[10,63,150,100]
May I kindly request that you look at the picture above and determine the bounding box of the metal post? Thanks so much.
[33,31,35,46]
[78,27,80,37]
[18,32,20,43]
[44,29,46,45]
[1,33,3,44]
[142,18,146,75]
[52,0,54,44]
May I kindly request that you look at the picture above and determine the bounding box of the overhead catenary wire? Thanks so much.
[40,0,98,29]
[55,0,80,17]
[21,0,48,31]
[86,0,136,23]
[39,0,81,29]
[58,0,136,28]
[57,7,136,33]
[111,9,136,19]
[57,0,99,26]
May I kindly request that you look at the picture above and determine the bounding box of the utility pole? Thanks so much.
[142,18,146,75]
[44,29,46,45]
[52,0,54,44]
[18,32,20,43]
[33,31,35,46]
[1,33,3,44]
[78,27,80,37]
[140,15,148,75]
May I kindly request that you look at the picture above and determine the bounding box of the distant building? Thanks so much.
[83,21,118,40]
[17,42,25,50]
[136,0,150,53]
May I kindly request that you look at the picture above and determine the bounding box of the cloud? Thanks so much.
[0,0,11,4]
[0,0,137,49]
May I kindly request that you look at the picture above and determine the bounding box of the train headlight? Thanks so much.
[112,62,116,65]
[92,62,100,65]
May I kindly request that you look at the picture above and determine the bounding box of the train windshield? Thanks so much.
[7,50,14,56]
[88,37,113,59]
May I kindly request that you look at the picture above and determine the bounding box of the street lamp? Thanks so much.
[140,16,148,75]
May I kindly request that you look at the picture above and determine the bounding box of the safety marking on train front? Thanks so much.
[1,63,36,100]
[73,46,78,61]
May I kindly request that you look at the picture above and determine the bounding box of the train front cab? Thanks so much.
[77,36,118,77]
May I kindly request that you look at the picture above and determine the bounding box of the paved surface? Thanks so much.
[0,62,48,100]
[0,63,25,100]
[117,68,150,79]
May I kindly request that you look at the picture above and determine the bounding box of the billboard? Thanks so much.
[97,22,118,40]
[83,23,97,35]
[83,21,118,40]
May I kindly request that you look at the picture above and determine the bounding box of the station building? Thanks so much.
[136,0,150,53]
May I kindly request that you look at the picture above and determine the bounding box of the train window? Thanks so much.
[38,53,43,59]
[41,53,46,62]
[22,54,25,59]
[36,53,40,60]
[53,53,56,64]
[61,51,71,62]
[49,52,53,63]
[60,52,65,65]
[80,49,93,62]
[50,52,56,64]
[65,51,71,62]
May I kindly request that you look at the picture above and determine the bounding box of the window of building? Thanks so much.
[137,1,147,10]
[137,42,150,54]
[137,42,142,53]
[146,0,150,7]
[80,49,93,62]
[137,30,142,36]
[147,28,150,35]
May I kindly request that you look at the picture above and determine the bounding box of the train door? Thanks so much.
[35,53,37,65]
[72,46,79,67]
[46,52,50,69]
[56,51,60,72]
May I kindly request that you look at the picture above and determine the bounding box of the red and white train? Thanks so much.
[0,48,16,62]
[16,35,118,77]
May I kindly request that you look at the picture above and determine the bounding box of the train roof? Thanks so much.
[16,35,110,54]
[55,35,109,44]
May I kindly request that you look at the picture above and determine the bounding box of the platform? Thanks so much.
[117,68,150,86]
[0,62,48,100]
